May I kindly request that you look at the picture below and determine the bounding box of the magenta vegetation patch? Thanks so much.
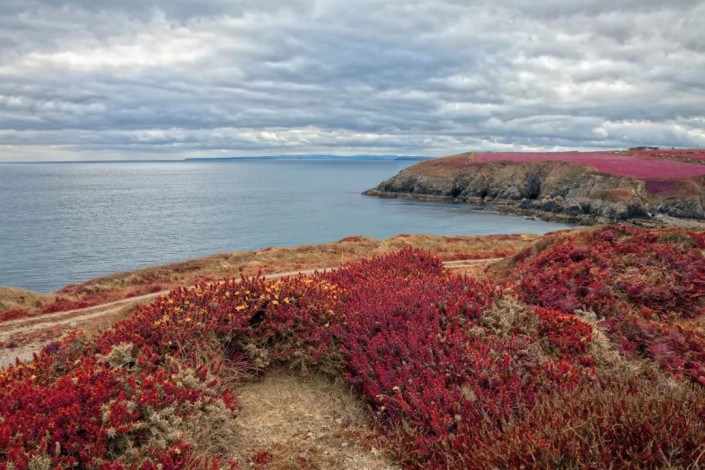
[626,149,705,162]
[472,151,705,180]
[644,179,683,195]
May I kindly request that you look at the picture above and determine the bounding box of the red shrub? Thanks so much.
[473,151,705,179]
[0,309,32,322]
[464,373,705,469]
[510,226,705,384]
[535,307,594,367]
[2,242,704,468]
[330,256,594,467]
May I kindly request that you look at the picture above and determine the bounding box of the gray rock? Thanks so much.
[367,161,705,223]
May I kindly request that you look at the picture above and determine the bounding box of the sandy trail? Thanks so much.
[0,259,500,367]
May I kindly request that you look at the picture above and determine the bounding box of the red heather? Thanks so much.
[1,237,704,468]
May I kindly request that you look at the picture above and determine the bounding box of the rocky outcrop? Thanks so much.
[364,160,705,223]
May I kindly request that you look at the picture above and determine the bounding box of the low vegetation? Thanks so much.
[425,149,705,180]
[1,226,704,468]
[0,287,49,318]
[0,233,537,323]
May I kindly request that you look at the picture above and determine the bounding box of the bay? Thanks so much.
[0,160,573,292]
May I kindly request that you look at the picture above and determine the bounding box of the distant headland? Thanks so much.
[1,155,431,164]
[184,154,430,162]
[364,148,705,225]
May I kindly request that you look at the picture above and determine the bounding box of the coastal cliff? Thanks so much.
[364,154,705,224]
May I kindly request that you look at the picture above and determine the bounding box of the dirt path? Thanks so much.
[233,371,399,469]
[0,259,500,368]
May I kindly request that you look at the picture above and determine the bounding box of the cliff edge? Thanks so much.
[364,151,705,224]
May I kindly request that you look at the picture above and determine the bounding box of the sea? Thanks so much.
[0,160,574,293]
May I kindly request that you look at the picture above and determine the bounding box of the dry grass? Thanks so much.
[80,304,138,338]
[445,261,495,279]
[0,287,50,313]
[0,232,546,318]
[233,370,398,469]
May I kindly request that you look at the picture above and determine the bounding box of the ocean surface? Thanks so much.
[0,160,573,293]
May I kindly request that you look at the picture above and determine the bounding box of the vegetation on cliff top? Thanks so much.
[1,225,704,468]
[367,149,705,223]
[412,149,705,180]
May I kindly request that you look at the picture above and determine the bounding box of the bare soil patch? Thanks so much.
[233,370,398,469]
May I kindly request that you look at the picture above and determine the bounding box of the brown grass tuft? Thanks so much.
[0,287,50,315]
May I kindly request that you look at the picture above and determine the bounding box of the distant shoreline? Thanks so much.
[1,155,430,164]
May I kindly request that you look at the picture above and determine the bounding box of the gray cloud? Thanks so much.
[0,0,703,160]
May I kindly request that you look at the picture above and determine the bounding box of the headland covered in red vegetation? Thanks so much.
[366,148,705,224]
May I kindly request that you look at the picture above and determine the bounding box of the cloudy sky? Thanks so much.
[0,0,704,161]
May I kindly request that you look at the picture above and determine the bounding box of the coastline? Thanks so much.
[362,189,705,229]
[362,152,705,229]
[0,232,547,367]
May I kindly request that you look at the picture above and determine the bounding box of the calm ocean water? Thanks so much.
[0,160,573,293]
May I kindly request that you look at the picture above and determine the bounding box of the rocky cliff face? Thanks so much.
[364,160,705,223]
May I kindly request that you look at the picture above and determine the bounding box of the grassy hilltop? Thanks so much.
[1,225,705,468]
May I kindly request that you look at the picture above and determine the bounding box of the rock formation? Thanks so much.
[364,158,705,223]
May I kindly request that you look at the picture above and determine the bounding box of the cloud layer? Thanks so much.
[1,0,704,160]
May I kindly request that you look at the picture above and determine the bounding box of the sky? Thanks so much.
[0,1,704,161]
